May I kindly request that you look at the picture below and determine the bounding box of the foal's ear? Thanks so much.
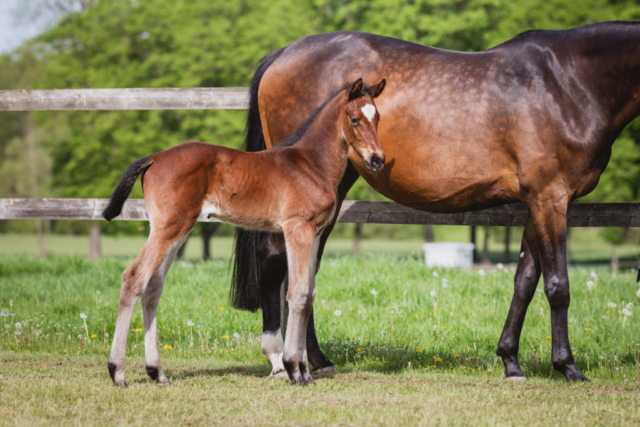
[370,79,386,98]
[349,78,364,99]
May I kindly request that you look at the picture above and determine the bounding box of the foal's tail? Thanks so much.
[230,47,285,312]
[103,156,154,221]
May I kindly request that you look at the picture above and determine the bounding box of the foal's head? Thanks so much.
[342,78,386,172]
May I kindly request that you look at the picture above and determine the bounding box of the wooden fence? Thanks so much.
[0,87,639,228]
[1,198,640,227]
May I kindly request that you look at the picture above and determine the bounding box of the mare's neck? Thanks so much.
[293,94,349,189]
[575,23,640,134]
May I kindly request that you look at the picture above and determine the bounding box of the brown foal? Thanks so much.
[102,78,386,386]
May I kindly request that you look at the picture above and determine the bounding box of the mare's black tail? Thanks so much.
[230,47,285,312]
[102,157,154,221]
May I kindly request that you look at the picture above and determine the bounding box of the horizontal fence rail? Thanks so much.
[1,198,640,227]
[0,88,249,111]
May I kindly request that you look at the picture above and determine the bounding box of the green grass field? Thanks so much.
[1,254,640,425]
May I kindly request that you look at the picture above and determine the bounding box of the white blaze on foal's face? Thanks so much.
[361,103,376,122]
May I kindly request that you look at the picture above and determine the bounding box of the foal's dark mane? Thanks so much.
[273,81,371,149]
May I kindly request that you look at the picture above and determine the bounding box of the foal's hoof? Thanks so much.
[114,380,128,388]
[292,376,310,386]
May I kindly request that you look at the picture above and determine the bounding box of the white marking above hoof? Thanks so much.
[503,375,526,381]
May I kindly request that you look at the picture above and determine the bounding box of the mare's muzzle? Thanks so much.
[366,153,386,172]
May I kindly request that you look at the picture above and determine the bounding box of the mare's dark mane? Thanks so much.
[273,81,371,149]
[514,20,640,40]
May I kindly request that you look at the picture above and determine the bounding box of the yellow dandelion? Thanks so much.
[414,314,419,319]
[547,335,552,339]
[219,307,225,311]
[435,357,442,362]
[469,356,476,359]
[222,334,229,339]
[135,328,143,332]
[584,328,591,332]
[90,334,97,339]
[567,325,572,328]
[441,326,447,330]
[572,351,576,355]
[357,347,365,352]
[164,344,172,349]
[454,353,460,358]
[416,349,422,353]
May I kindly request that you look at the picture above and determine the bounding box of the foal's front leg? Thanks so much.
[282,222,320,385]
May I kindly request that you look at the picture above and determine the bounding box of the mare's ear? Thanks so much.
[370,79,386,98]
[349,78,364,100]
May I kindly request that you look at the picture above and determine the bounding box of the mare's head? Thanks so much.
[341,78,386,172]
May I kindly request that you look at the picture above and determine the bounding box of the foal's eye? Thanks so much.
[350,117,360,126]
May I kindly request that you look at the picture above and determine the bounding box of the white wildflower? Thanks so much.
[607,302,617,309]
[371,289,378,296]
[479,269,486,276]
[0,309,9,317]
[14,322,21,329]
[321,300,326,304]
[622,309,632,317]
[334,310,342,317]
[380,332,388,338]
[497,263,504,270]
[430,290,437,298]
[233,332,240,339]
[14,330,21,336]
[637,289,640,298]
[432,271,439,277]
[104,332,110,337]
[586,280,594,290]
[626,302,633,310]
[80,313,88,319]
[187,320,195,327]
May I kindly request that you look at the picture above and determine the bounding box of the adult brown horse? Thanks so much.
[233,21,640,382]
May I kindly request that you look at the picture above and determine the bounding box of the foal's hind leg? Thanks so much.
[142,232,191,384]
[108,223,194,386]
[496,217,541,379]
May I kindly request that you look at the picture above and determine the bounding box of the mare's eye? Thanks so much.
[350,117,360,125]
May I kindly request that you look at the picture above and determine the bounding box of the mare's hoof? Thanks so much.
[503,374,526,381]
[312,365,337,378]
[269,368,289,379]
[563,365,590,382]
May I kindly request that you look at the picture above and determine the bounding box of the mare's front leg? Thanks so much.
[282,222,320,385]
[527,194,589,381]
[496,217,542,379]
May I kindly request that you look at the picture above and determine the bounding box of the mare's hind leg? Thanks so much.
[527,195,588,381]
[496,217,541,379]
[258,233,288,378]
[108,222,194,387]
[142,232,191,384]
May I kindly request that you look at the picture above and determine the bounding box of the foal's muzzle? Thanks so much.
[366,153,386,172]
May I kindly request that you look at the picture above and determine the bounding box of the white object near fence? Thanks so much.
[423,242,475,268]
